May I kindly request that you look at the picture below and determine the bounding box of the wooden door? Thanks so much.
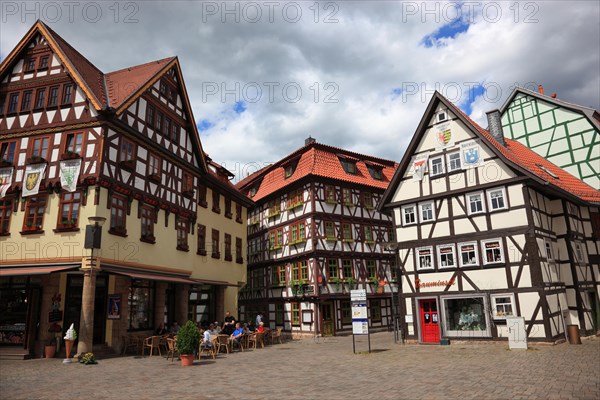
[320,302,334,336]
[419,299,440,343]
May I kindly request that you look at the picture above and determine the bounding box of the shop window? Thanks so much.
[325,185,336,203]
[128,279,155,330]
[140,206,155,243]
[0,199,13,235]
[490,294,515,319]
[482,239,503,264]
[211,229,220,258]
[429,156,444,176]
[176,218,189,251]
[459,242,479,267]
[57,192,81,229]
[109,194,127,235]
[341,301,352,324]
[325,221,335,240]
[402,204,416,225]
[467,192,485,215]
[224,233,232,261]
[23,195,47,232]
[447,152,461,172]
[236,237,243,263]
[416,246,434,270]
[197,224,206,255]
[275,303,284,325]
[419,201,434,222]
[328,259,339,279]
[0,283,29,345]
[487,187,507,211]
[291,303,301,326]
[370,299,382,322]
[441,296,489,337]
[437,244,456,269]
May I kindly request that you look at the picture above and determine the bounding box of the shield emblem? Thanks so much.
[26,172,40,190]
[463,148,479,165]
[437,129,451,145]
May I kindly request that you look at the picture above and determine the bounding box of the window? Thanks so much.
[328,259,339,279]
[156,112,163,134]
[419,202,434,222]
[39,56,48,69]
[402,204,416,225]
[272,265,285,286]
[198,185,207,207]
[438,111,447,122]
[119,138,135,162]
[8,93,19,113]
[109,195,127,234]
[388,226,396,242]
[224,197,232,218]
[210,190,220,213]
[235,203,242,223]
[299,260,308,280]
[275,303,284,325]
[342,223,353,242]
[183,172,193,195]
[341,301,352,324]
[197,224,206,255]
[23,195,47,231]
[325,221,335,240]
[482,239,503,264]
[0,199,13,234]
[325,185,336,203]
[268,198,280,217]
[128,279,155,330]
[211,229,220,258]
[147,153,161,179]
[140,206,155,242]
[545,240,554,261]
[367,260,376,279]
[223,233,232,261]
[342,188,353,206]
[429,156,444,176]
[490,294,515,319]
[176,218,189,251]
[467,192,485,214]
[65,132,83,155]
[487,188,507,211]
[447,152,461,172]
[416,247,434,270]
[362,192,373,209]
[171,124,179,142]
[441,296,488,337]
[284,164,295,178]
[25,58,36,71]
[21,91,32,112]
[47,86,59,107]
[342,259,353,279]
[62,84,73,104]
[288,188,303,208]
[0,141,16,163]
[367,165,383,180]
[235,237,243,263]
[57,192,81,228]
[34,88,45,109]
[0,93,5,113]
[160,80,167,96]
[291,303,300,326]
[370,299,382,322]
[290,221,306,244]
[459,242,479,267]
[363,225,374,242]
[146,104,155,127]
[340,158,357,174]
[30,136,50,160]
[437,244,456,268]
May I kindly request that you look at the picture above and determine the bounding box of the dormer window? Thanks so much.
[366,164,383,180]
[339,157,357,175]
[284,164,295,178]
[249,187,257,197]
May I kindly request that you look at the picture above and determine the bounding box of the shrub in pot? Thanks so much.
[176,320,200,366]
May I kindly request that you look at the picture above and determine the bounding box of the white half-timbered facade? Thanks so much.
[380,92,600,343]
[237,138,398,336]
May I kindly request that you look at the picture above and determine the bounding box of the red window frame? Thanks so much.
[57,191,81,229]
[212,190,221,213]
[235,203,242,223]
[176,218,189,251]
[183,172,193,194]
[1,141,17,163]
[48,86,59,107]
[109,194,127,234]
[25,57,36,71]
[147,153,161,178]
[197,224,207,255]
[0,199,13,235]
[62,84,73,105]
[39,56,49,69]
[23,195,47,232]
[34,88,46,109]
[64,132,83,155]
[29,136,51,160]
[224,197,232,218]
[8,93,19,113]
[140,205,155,242]
[119,138,135,162]
[21,91,32,112]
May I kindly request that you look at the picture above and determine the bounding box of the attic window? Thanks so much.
[438,111,447,122]
[249,187,258,197]
[536,164,559,179]
[339,157,357,175]
[367,165,383,180]
[283,158,300,179]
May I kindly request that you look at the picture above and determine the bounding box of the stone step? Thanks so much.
[0,347,31,360]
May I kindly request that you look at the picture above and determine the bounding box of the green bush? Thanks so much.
[176,320,200,355]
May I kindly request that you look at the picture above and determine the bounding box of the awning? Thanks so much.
[0,265,78,276]
[101,266,229,286]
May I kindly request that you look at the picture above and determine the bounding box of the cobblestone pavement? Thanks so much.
[1,333,599,400]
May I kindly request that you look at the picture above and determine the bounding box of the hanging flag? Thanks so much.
[0,168,13,198]
[60,158,82,192]
[22,163,47,197]
[460,140,484,169]
[435,123,453,149]
[411,152,429,181]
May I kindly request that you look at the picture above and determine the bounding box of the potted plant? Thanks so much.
[328,276,341,293]
[176,320,200,366]
[45,323,62,358]
[0,158,12,167]
[79,352,97,365]
[61,150,80,160]
[346,277,357,290]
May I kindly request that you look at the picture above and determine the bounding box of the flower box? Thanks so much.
[26,156,47,164]
[60,151,81,160]
[119,159,136,171]
[148,173,161,183]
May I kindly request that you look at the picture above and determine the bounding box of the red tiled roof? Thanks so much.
[237,142,398,202]
[105,57,174,108]
[450,101,600,204]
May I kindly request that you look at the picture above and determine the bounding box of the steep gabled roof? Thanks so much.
[236,140,398,202]
[380,92,600,210]
[499,87,600,131]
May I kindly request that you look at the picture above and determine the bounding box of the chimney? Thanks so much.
[305,136,316,146]
[538,85,544,95]
[486,109,506,146]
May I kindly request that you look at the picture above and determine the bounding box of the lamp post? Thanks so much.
[76,216,106,359]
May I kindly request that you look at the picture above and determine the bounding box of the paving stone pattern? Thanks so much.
[0,333,599,400]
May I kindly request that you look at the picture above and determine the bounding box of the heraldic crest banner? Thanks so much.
[460,140,484,169]
[411,152,430,181]
[0,168,13,198]
[435,122,453,149]
[22,163,47,197]
[60,159,82,192]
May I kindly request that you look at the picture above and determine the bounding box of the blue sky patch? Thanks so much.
[460,83,486,114]
[197,119,214,131]
[421,18,471,48]
[233,101,247,114]
[391,87,403,99]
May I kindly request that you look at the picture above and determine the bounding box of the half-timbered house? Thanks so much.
[0,21,252,358]
[380,91,600,343]
[236,137,398,336]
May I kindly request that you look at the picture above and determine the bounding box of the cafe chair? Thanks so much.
[248,331,265,349]
[165,337,178,362]
[217,335,230,354]
[143,335,162,357]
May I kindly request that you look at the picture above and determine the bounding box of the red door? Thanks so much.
[419,299,440,343]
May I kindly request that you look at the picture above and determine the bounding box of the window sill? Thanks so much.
[235,217,243,224]
[182,190,194,199]
[140,236,156,244]
[212,208,221,214]
[199,200,208,208]
[148,174,161,184]
[325,200,337,205]
[197,250,207,256]
[177,245,190,252]
[211,253,221,259]
[20,229,44,235]
[108,228,128,237]
[60,153,81,161]
[326,237,336,241]
[26,156,47,164]
[342,239,354,243]
[287,202,303,210]
[225,212,233,219]
[236,257,244,264]
[0,231,10,237]
[119,160,136,172]
[53,227,80,233]
[224,255,232,262]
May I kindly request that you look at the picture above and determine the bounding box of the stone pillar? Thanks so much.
[75,267,97,358]
[154,282,167,328]
[175,284,189,325]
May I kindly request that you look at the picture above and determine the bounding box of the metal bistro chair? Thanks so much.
[143,335,162,357]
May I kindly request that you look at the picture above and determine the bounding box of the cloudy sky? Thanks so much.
[1,1,599,180]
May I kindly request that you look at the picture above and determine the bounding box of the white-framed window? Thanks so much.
[419,202,435,222]
[437,244,456,268]
[482,238,504,264]
[447,152,461,172]
[545,240,554,261]
[467,192,485,215]
[416,247,434,270]
[490,294,515,319]
[459,242,479,267]
[402,204,416,225]
[429,156,444,176]
[487,187,507,211]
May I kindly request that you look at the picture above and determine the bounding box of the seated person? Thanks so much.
[155,322,168,335]
[170,321,180,335]
[229,322,244,343]
[255,321,265,333]
[202,324,213,347]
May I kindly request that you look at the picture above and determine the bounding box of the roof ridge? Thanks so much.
[105,56,176,76]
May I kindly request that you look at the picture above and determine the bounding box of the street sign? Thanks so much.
[352,320,369,335]
[350,289,367,301]
[352,303,368,319]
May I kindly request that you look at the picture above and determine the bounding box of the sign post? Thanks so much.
[351,289,370,354]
